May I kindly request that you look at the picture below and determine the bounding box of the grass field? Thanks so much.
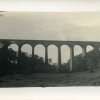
[0,67,100,87]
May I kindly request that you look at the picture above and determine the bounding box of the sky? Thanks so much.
[1,12,100,41]
[0,12,98,63]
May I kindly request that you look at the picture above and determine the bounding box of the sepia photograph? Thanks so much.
[1,0,100,100]
[0,11,100,87]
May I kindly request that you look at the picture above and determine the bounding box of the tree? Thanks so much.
[8,48,17,63]
[48,58,52,64]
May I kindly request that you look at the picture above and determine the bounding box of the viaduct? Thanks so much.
[0,39,100,72]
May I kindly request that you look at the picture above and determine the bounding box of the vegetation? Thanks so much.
[64,49,100,72]
[0,46,57,75]
[0,45,100,75]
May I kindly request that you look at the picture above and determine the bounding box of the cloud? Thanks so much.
[0,12,100,41]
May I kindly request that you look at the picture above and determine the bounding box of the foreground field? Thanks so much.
[0,68,100,87]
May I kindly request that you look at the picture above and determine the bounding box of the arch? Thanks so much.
[72,45,84,72]
[74,45,82,56]
[61,45,70,64]
[8,44,19,57]
[48,44,58,65]
[21,44,32,57]
[34,44,45,61]
[8,44,19,63]
[8,44,18,52]
[86,45,94,53]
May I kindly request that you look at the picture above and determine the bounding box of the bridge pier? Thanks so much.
[32,46,35,58]
[58,46,61,71]
[18,45,22,64]
[45,46,48,64]
[70,46,74,72]
[94,47,99,51]
[82,47,86,57]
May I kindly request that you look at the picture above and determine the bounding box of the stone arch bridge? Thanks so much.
[0,39,100,72]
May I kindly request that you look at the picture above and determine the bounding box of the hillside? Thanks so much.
[0,68,100,86]
[0,49,100,86]
[64,49,100,72]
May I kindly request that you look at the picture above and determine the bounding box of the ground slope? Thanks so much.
[0,68,100,87]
